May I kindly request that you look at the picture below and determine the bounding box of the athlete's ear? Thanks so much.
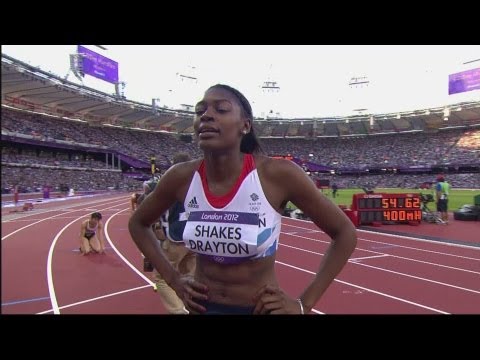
[242,119,251,135]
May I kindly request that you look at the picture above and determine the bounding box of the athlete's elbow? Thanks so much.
[348,232,357,253]
[333,223,357,253]
[128,217,140,240]
[342,226,357,254]
[128,216,147,243]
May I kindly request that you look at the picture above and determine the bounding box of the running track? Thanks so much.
[2,194,479,314]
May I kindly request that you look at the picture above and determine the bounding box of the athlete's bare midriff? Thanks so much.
[195,255,278,306]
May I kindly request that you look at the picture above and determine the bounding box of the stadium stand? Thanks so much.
[2,54,479,197]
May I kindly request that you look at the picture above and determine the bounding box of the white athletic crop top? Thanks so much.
[84,221,98,237]
[182,154,281,264]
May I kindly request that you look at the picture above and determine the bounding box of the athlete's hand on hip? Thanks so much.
[175,275,209,314]
[253,284,302,314]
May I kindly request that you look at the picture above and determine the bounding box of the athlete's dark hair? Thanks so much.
[207,84,263,154]
[91,212,102,220]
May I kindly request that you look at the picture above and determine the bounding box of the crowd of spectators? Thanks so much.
[1,165,140,194]
[1,108,201,167]
[2,107,478,194]
[312,173,479,190]
[262,129,479,168]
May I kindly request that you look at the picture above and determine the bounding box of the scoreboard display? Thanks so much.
[350,193,422,225]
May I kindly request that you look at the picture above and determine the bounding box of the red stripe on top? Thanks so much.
[199,154,255,208]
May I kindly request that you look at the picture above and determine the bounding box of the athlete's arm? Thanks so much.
[256,158,357,314]
[79,221,87,238]
[97,221,105,252]
[129,160,207,304]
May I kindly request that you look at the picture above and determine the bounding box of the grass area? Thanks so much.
[288,188,480,212]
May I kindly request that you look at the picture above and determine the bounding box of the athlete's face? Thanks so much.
[193,87,250,152]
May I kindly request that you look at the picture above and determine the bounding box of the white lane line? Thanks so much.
[281,243,324,255]
[282,218,480,251]
[358,228,480,251]
[357,236,480,261]
[280,242,479,294]
[2,196,128,223]
[352,261,480,295]
[282,229,480,266]
[104,208,154,286]
[47,216,88,314]
[350,254,390,261]
[2,198,127,241]
[3,209,82,241]
[5,216,92,223]
[47,201,129,314]
[275,260,449,314]
[37,284,151,314]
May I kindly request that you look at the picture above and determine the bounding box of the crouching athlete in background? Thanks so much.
[79,212,105,255]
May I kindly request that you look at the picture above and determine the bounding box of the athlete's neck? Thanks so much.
[203,152,245,183]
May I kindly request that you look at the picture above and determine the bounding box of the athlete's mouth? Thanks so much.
[198,127,219,134]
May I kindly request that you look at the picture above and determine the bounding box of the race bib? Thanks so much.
[183,211,259,258]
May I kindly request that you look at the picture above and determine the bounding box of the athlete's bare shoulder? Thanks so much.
[156,158,203,202]
[164,158,202,183]
[254,154,301,179]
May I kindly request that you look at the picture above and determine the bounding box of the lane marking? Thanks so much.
[2,198,127,241]
[352,261,480,295]
[282,218,480,251]
[275,260,449,314]
[47,201,129,314]
[280,242,480,292]
[2,296,50,306]
[1,195,128,223]
[37,285,151,314]
[281,229,480,266]
[350,254,390,261]
[103,209,154,286]
[371,245,399,250]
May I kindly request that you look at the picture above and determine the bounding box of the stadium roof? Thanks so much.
[2,54,480,136]
[1,54,194,131]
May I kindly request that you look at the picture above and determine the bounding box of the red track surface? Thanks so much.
[2,194,479,314]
